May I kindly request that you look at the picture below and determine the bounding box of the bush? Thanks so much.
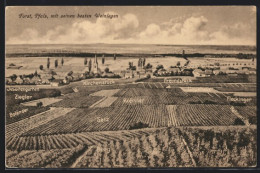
[249,116,257,125]
[129,122,149,130]
[234,118,245,125]
[37,102,43,107]
[39,65,44,70]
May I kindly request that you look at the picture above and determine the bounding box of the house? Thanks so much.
[124,72,134,79]
[72,73,82,81]
[31,76,42,84]
[157,69,167,75]
[205,69,213,76]
[213,70,221,75]
[63,78,70,84]
[22,78,31,84]
[5,77,12,84]
[193,69,205,77]
[15,76,23,84]
[41,78,50,84]
[50,79,64,87]
[248,68,256,74]
[101,72,115,78]
[167,67,181,74]
[64,76,73,83]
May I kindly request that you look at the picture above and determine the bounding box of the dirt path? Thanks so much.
[89,97,107,108]
[231,106,250,126]
[70,146,93,168]
[181,136,197,167]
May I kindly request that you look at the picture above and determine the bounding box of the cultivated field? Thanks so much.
[6,126,256,168]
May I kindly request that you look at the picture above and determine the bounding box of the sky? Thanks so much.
[5,6,257,45]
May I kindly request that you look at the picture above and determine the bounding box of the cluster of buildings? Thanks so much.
[193,66,256,77]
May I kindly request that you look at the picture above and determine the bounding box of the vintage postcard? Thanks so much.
[5,6,257,168]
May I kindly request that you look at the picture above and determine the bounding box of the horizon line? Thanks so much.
[5,43,256,47]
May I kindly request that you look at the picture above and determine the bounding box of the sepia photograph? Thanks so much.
[5,6,257,168]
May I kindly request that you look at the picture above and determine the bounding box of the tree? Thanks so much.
[144,63,152,69]
[34,70,38,77]
[67,71,73,76]
[84,58,88,66]
[55,59,58,68]
[104,67,110,73]
[47,58,50,69]
[9,63,16,66]
[10,74,17,82]
[129,62,133,69]
[48,70,57,80]
[39,65,44,70]
[177,61,180,67]
[143,58,146,67]
[156,65,164,70]
[131,66,136,70]
[138,58,142,67]
[114,53,116,60]
[102,56,105,64]
[61,58,64,66]
[88,59,92,72]
[37,102,43,107]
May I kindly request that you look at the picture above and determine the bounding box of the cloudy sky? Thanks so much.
[6,6,256,45]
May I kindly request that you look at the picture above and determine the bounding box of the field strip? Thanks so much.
[21,98,62,107]
[208,92,213,97]
[90,89,120,97]
[93,97,118,108]
[6,107,75,137]
[166,105,178,127]
[159,82,164,88]
[153,83,158,88]
[231,106,250,126]
[180,87,220,93]
[213,93,221,98]
[221,93,227,97]
[89,97,107,108]
[148,83,152,89]
[181,136,197,167]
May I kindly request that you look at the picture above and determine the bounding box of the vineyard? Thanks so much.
[6,107,75,137]
[5,82,257,168]
[6,126,257,168]
[234,106,257,124]
[15,104,244,137]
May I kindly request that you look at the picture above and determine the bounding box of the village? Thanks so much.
[5,50,257,87]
